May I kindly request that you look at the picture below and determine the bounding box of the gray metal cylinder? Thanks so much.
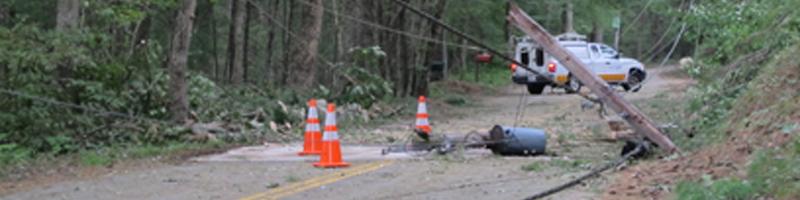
[488,125,547,155]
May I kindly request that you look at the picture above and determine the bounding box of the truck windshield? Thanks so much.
[565,45,590,59]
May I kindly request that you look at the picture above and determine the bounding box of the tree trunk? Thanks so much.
[57,0,80,30]
[288,0,323,88]
[1,2,10,25]
[56,0,80,103]
[209,0,220,80]
[227,0,246,84]
[591,21,604,43]
[562,2,574,33]
[441,31,448,80]
[264,0,278,84]
[243,2,251,83]
[167,0,198,123]
[417,0,447,96]
[393,5,409,96]
[281,0,294,85]
[460,39,467,78]
[332,0,343,65]
[130,16,151,57]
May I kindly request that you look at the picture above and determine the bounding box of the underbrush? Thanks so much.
[0,28,399,173]
[674,44,800,199]
[451,62,510,88]
[0,141,232,181]
[676,138,800,200]
[428,62,509,106]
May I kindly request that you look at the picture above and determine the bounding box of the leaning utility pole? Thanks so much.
[388,0,677,152]
[508,4,677,152]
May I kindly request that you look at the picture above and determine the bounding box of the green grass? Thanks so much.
[675,178,756,200]
[79,150,114,166]
[0,142,227,170]
[284,175,299,183]
[520,159,590,173]
[673,45,800,199]
[520,162,545,172]
[67,141,227,167]
[452,63,511,88]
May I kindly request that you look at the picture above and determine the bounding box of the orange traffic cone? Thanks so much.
[313,103,350,168]
[298,99,322,156]
[415,96,432,137]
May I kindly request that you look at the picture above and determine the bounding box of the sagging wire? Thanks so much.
[294,0,483,51]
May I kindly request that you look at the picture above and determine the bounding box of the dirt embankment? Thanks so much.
[604,51,800,199]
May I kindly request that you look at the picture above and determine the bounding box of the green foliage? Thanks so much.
[339,67,393,109]
[676,138,800,199]
[0,133,32,165]
[520,162,544,172]
[443,96,467,106]
[684,0,800,66]
[453,62,510,88]
[747,140,800,199]
[520,159,590,173]
[675,178,756,200]
[79,150,114,166]
[678,0,800,149]
[0,1,225,164]
[336,46,393,109]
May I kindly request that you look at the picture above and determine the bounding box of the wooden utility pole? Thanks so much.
[508,4,677,152]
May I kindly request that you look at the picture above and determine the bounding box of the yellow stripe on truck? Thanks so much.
[600,74,626,81]
[555,75,568,84]
[558,74,626,84]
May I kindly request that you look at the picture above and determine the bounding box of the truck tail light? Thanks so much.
[510,63,518,72]
[547,63,557,73]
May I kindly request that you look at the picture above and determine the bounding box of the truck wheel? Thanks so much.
[623,70,644,92]
[526,83,546,94]
[565,76,582,94]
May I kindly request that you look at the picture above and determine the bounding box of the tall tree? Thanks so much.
[243,2,252,83]
[562,2,574,33]
[417,0,448,96]
[167,0,198,123]
[55,0,80,103]
[0,2,9,25]
[288,0,323,87]
[263,0,278,84]
[280,0,294,85]
[591,21,604,42]
[56,0,80,30]
[227,0,246,84]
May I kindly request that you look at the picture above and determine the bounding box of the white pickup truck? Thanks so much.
[510,36,647,94]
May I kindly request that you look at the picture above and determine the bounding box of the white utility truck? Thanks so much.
[510,33,646,94]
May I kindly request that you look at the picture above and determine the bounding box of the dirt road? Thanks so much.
[4,66,690,200]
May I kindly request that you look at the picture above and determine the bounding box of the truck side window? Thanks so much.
[590,45,600,58]
[599,45,617,58]
[521,52,530,65]
[535,49,544,66]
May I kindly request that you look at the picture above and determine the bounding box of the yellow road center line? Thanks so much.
[240,160,394,200]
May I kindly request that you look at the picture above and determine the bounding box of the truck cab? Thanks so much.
[511,35,646,94]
